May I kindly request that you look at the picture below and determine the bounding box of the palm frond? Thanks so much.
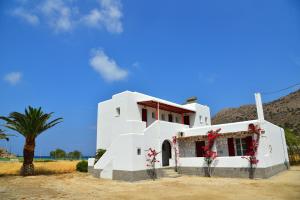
[0,106,63,139]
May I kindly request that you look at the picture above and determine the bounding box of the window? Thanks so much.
[161,114,165,121]
[168,114,173,122]
[205,117,208,124]
[184,115,190,125]
[115,107,120,117]
[235,138,248,156]
[175,116,179,123]
[137,148,141,155]
[152,112,156,119]
[199,115,202,123]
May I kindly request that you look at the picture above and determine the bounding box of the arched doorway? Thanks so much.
[162,140,172,166]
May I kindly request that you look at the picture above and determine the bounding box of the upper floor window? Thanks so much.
[184,115,190,125]
[199,115,203,123]
[115,107,120,117]
[205,117,208,124]
[168,114,173,122]
[152,112,156,119]
[161,114,165,121]
[175,116,179,123]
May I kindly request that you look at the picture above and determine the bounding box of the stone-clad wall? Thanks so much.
[88,167,102,178]
[88,163,289,181]
[179,140,196,157]
[178,163,289,179]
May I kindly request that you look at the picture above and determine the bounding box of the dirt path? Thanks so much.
[1,166,300,200]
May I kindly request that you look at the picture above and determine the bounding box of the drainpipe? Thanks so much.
[255,93,264,122]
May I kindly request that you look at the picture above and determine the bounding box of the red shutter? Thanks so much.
[227,138,235,156]
[195,141,206,157]
[245,136,253,155]
[142,109,147,122]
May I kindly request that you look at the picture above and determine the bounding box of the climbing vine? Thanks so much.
[172,136,179,172]
[242,123,263,179]
[203,128,222,177]
[146,148,160,180]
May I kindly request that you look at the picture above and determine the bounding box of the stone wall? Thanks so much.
[178,163,289,179]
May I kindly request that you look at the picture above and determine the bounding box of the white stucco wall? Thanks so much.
[97,91,210,150]
[94,91,289,178]
[257,121,289,168]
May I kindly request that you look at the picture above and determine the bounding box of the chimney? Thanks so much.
[255,93,264,121]
[185,96,197,104]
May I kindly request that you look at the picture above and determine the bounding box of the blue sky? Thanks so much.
[0,0,299,156]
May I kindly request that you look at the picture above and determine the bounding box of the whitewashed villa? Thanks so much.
[88,91,289,181]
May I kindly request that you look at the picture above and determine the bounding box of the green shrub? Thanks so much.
[76,160,88,172]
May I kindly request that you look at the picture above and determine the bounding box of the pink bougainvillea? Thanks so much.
[146,148,160,167]
[202,128,221,177]
[146,148,160,180]
[242,123,264,178]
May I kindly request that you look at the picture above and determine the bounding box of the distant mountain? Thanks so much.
[212,89,300,135]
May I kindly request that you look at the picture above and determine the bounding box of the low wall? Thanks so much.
[178,163,289,179]
[112,168,165,182]
[88,166,102,178]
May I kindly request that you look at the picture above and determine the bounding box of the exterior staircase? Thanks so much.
[161,168,181,178]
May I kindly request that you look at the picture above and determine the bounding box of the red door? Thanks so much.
[227,138,235,156]
[195,141,205,157]
[142,109,147,123]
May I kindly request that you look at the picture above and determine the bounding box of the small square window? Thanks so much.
[152,112,156,119]
[115,107,120,117]
[137,148,141,155]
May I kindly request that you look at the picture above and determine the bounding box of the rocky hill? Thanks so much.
[212,89,300,135]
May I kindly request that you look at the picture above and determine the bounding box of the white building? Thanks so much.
[88,91,289,181]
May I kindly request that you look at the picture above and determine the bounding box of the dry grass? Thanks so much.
[0,160,78,176]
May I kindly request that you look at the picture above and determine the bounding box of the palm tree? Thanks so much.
[0,106,62,176]
[0,129,10,141]
[0,129,16,141]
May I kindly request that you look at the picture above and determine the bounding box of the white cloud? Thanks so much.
[39,0,74,32]
[4,72,22,85]
[12,7,39,25]
[82,9,102,27]
[11,0,123,34]
[81,0,123,33]
[90,49,128,82]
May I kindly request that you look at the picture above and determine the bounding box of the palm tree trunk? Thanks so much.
[21,138,35,176]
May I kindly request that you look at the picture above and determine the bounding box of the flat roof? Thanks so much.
[137,100,195,114]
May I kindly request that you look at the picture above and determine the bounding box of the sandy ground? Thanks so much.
[0,165,299,200]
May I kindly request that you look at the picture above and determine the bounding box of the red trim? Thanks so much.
[227,138,235,156]
[245,136,253,154]
[138,100,195,114]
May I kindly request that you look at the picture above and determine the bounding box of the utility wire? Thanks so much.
[261,82,300,95]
